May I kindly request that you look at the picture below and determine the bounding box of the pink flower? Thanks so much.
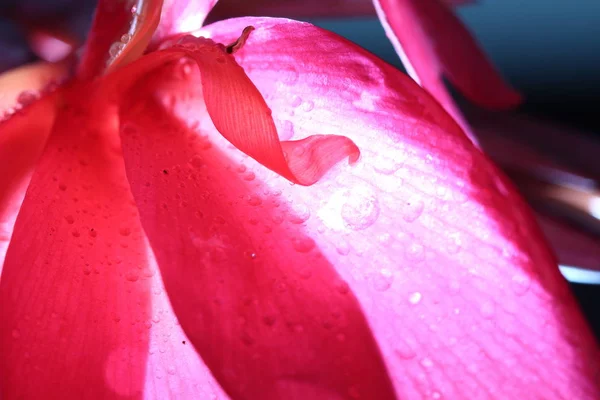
[0,1,598,399]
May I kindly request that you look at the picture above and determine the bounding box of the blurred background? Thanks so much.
[1,0,599,336]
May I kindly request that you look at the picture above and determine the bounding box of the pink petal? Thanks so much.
[153,0,218,44]
[373,0,521,138]
[0,84,154,398]
[132,17,598,399]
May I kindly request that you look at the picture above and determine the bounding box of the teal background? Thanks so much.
[309,0,600,131]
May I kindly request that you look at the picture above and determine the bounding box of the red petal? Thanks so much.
[0,84,153,398]
[113,34,359,186]
[78,0,164,79]
[130,17,597,399]
[0,93,59,269]
[373,0,521,138]
[119,77,397,400]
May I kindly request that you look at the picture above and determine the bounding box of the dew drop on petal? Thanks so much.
[288,203,311,224]
[125,269,139,282]
[394,341,416,360]
[246,195,262,206]
[64,215,75,224]
[119,227,132,236]
[189,155,204,169]
[511,273,531,295]
[372,269,394,292]
[408,292,422,305]
[291,95,302,108]
[341,185,380,231]
[420,357,434,368]
[17,90,39,107]
[291,237,315,253]
[402,198,424,223]
[297,100,312,113]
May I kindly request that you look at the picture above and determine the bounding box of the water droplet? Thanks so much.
[301,100,314,112]
[125,269,139,282]
[406,243,425,261]
[119,227,132,236]
[109,42,124,57]
[373,155,399,175]
[291,237,315,253]
[280,120,295,140]
[83,264,92,275]
[64,215,75,224]
[246,195,262,206]
[408,292,422,305]
[152,315,161,323]
[58,183,67,191]
[480,300,495,318]
[402,198,424,222]
[243,172,256,181]
[236,164,247,173]
[335,239,351,256]
[341,185,380,230]
[89,228,97,238]
[17,90,39,107]
[431,390,442,399]
[189,154,203,168]
[394,341,416,359]
[511,273,531,295]
[291,95,302,107]
[420,357,434,368]
[120,34,131,43]
[288,203,311,224]
[167,366,176,375]
[372,269,394,292]
[71,230,81,238]
[335,280,350,295]
[262,314,277,326]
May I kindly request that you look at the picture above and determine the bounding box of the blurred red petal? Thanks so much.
[373,0,521,138]
[0,61,68,115]
[0,84,153,398]
[0,93,59,269]
[137,17,595,398]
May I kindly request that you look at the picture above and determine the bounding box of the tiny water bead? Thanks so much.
[341,185,380,231]
[408,292,422,305]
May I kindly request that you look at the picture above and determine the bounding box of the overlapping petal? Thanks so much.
[373,0,521,140]
[115,28,396,400]
[118,17,598,399]
[0,90,60,269]
[0,84,155,398]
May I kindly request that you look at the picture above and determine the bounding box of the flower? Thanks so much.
[1,1,598,399]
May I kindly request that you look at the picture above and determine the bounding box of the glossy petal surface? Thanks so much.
[0,92,59,269]
[118,62,396,400]
[373,0,520,138]
[0,85,153,398]
[196,17,595,398]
